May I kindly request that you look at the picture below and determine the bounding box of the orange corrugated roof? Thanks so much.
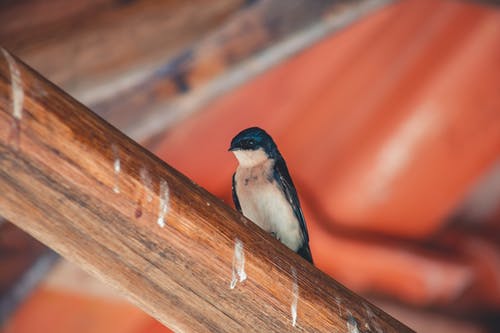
[3,287,171,333]
[4,1,499,332]
[155,0,500,308]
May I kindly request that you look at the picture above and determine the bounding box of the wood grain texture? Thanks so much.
[92,0,392,142]
[0,0,246,98]
[0,49,414,332]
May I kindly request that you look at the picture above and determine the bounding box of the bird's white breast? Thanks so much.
[234,156,303,252]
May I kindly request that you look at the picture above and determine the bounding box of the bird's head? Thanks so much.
[229,127,278,167]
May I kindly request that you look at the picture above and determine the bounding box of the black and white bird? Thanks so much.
[229,127,313,263]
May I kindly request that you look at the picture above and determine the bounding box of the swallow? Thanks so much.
[229,127,313,263]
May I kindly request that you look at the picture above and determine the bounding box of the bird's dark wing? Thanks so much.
[232,173,241,212]
[273,156,313,263]
[297,242,313,264]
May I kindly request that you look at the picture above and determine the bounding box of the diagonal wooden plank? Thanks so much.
[0,48,414,332]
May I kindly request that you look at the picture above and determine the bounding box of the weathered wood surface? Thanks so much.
[0,49,414,332]
[0,3,393,309]
[0,0,247,99]
[92,0,393,142]
[0,1,247,316]
[0,0,393,144]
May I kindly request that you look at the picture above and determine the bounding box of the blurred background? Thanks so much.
[1,0,499,332]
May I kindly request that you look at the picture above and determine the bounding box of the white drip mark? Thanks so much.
[2,48,24,149]
[335,296,342,316]
[364,304,383,333]
[1,49,24,121]
[111,144,120,193]
[230,238,247,289]
[347,312,360,333]
[140,167,153,203]
[290,266,299,327]
[157,179,169,228]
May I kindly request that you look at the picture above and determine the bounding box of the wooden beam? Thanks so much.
[0,0,246,97]
[0,49,414,332]
[93,0,393,142]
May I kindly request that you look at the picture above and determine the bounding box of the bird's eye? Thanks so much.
[248,139,256,146]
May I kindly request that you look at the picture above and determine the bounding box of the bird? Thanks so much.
[229,127,313,263]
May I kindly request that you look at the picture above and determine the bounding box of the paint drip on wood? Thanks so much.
[335,296,343,316]
[230,238,247,289]
[140,167,153,203]
[1,48,24,150]
[347,312,360,333]
[291,266,299,327]
[364,303,384,333]
[111,144,121,193]
[157,179,169,228]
